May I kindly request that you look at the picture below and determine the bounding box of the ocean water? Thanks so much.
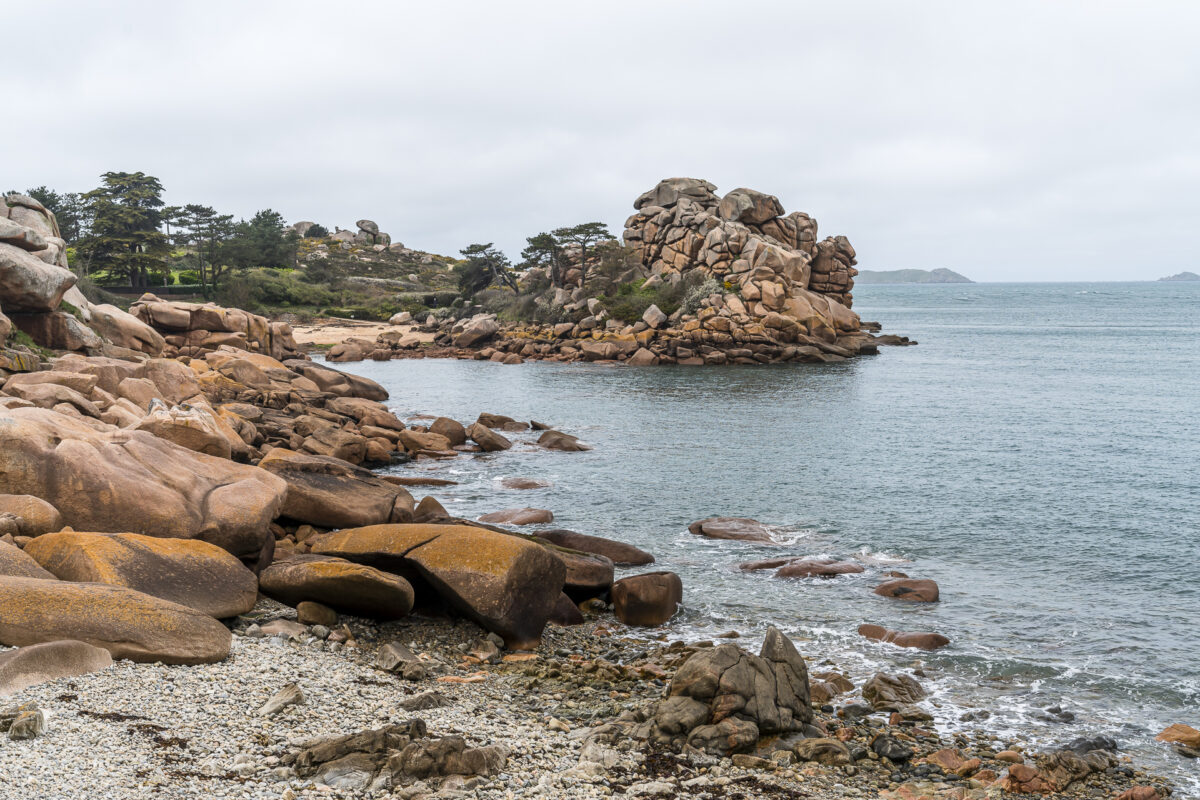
[336,282,1200,792]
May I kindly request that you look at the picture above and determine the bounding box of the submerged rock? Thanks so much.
[688,517,775,543]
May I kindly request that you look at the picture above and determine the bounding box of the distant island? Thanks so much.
[855,268,973,284]
[1159,271,1199,282]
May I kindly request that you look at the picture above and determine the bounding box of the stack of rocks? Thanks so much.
[130,295,302,360]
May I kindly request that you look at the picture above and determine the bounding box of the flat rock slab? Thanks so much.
[313,524,565,649]
[24,531,258,619]
[259,555,415,619]
[0,576,231,664]
[477,508,553,526]
[688,517,777,543]
[0,640,113,697]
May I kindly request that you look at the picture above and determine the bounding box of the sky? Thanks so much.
[4,0,1198,281]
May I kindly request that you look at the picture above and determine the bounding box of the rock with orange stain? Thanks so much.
[1156,723,1200,749]
[0,540,54,580]
[313,523,565,649]
[24,531,257,618]
[0,575,231,664]
[999,763,1057,794]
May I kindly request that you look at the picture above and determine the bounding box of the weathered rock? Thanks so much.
[862,672,925,710]
[611,571,682,626]
[453,314,499,347]
[688,517,775,543]
[429,416,467,446]
[313,524,566,649]
[133,402,234,459]
[651,626,811,755]
[258,683,305,716]
[1157,723,1200,749]
[259,555,415,619]
[0,406,285,565]
[0,241,77,312]
[0,539,48,579]
[24,531,258,618]
[0,576,231,664]
[0,640,113,697]
[873,578,939,602]
[794,738,853,765]
[477,507,553,526]
[871,733,914,762]
[376,641,427,680]
[259,448,414,529]
[499,477,551,490]
[398,428,452,453]
[532,529,655,566]
[858,624,950,651]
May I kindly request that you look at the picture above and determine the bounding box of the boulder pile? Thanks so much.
[130,294,301,360]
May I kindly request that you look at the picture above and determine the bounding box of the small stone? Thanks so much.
[296,601,337,626]
[258,683,305,716]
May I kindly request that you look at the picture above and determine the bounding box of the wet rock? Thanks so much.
[477,507,553,526]
[500,477,552,490]
[532,529,654,566]
[998,763,1056,794]
[873,578,939,602]
[688,517,775,543]
[612,571,682,626]
[871,734,914,762]
[775,558,863,578]
[1156,723,1200,749]
[537,430,591,451]
[259,554,415,619]
[465,423,511,452]
[857,624,950,651]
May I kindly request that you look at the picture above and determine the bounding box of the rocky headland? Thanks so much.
[320,178,915,367]
[855,269,974,285]
[0,192,1186,800]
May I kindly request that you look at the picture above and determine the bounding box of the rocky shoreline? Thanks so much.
[0,191,1189,800]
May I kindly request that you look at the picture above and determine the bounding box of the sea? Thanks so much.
[333,281,1200,794]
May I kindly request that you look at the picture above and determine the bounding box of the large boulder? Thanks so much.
[132,402,234,459]
[284,360,388,400]
[453,315,499,348]
[24,531,258,619]
[0,495,63,536]
[0,640,114,697]
[650,626,811,755]
[466,422,511,452]
[611,571,682,626]
[0,241,76,312]
[0,406,286,565]
[259,554,415,619]
[0,576,231,664]
[259,448,414,529]
[313,524,565,649]
[718,188,784,225]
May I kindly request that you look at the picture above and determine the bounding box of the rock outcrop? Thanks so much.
[0,405,286,565]
[130,294,301,360]
[649,626,812,755]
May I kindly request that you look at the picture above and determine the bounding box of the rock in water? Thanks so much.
[857,624,950,651]
[532,529,655,566]
[24,531,258,618]
[688,517,776,543]
[477,507,553,525]
[313,523,565,649]
[611,572,682,626]
[0,576,231,664]
[0,640,113,697]
[862,672,925,710]
[0,406,286,566]
[873,578,939,602]
[650,626,812,755]
[259,555,416,619]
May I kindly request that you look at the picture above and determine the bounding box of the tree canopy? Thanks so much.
[78,171,171,288]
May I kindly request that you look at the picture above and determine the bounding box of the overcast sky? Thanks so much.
[5,1,1198,281]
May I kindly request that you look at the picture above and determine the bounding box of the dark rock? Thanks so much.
[611,571,682,626]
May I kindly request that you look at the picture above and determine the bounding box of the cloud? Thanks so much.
[4,0,1198,280]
